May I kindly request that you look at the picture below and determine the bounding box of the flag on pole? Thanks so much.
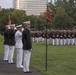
[8,15,11,25]
[46,4,51,24]
[45,4,51,71]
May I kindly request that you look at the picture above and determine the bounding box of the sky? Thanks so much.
[0,0,12,8]
[0,0,50,8]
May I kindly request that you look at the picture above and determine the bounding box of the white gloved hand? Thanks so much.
[30,49,32,51]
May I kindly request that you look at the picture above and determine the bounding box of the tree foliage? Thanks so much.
[49,0,76,29]
[0,9,27,31]
[0,8,46,31]
[0,0,76,31]
[52,7,73,29]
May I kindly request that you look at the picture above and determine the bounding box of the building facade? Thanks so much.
[13,0,47,16]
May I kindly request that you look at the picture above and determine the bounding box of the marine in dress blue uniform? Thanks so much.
[8,24,15,64]
[3,25,10,61]
[22,21,32,73]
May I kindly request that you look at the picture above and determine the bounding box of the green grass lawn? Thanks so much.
[0,35,76,75]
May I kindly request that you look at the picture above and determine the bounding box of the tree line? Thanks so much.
[0,0,76,32]
[49,0,76,29]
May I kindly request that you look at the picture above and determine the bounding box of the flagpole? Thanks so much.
[45,23,48,71]
[45,0,48,71]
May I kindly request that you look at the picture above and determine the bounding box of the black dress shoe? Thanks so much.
[3,60,8,62]
[23,71,32,73]
[9,62,15,64]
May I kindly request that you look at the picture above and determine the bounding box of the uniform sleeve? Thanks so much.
[4,31,6,40]
[22,30,26,44]
[18,32,22,37]
[4,30,8,40]
[25,30,32,47]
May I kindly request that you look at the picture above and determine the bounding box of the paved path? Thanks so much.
[0,55,42,75]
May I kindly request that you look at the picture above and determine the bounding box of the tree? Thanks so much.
[36,16,46,30]
[0,9,47,31]
[0,8,27,31]
[48,0,76,29]
[51,7,73,29]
